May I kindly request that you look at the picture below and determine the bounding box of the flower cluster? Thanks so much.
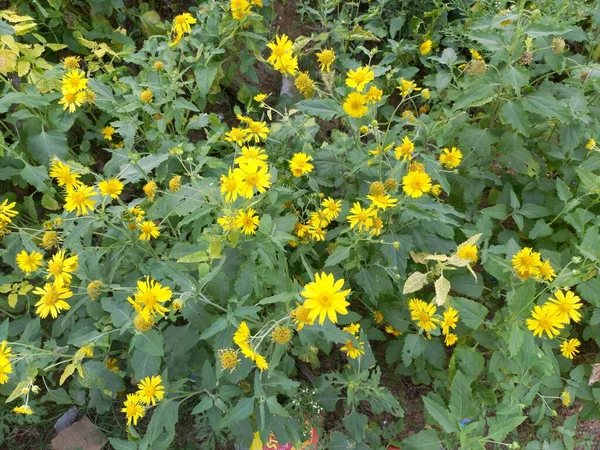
[266,34,298,76]
[121,375,165,426]
[512,247,557,281]
[58,68,91,113]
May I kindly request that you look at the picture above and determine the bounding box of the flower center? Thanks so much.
[319,293,332,307]
[559,303,571,312]
[48,260,63,275]
[539,317,551,329]
[245,173,258,186]
[72,191,86,204]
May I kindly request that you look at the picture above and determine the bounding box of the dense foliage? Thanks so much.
[0,0,600,449]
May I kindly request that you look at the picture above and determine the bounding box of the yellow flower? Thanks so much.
[370,216,383,236]
[538,260,556,281]
[143,180,158,202]
[218,349,240,372]
[295,72,315,97]
[98,178,124,199]
[236,209,260,235]
[33,280,73,319]
[560,338,580,359]
[219,169,239,203]
[153,61,164,70]
[59,91,86,113]
[127,277,172,318]
[316,48,335,72]
[87,280,103,300]
[394,136,415,161]
[441,307,459,335]
[46,249,78,284]
[345,66,374,92]
[385,325,401,337]
[396,78,421,97]
[217,214,237,231]
[140,89,153,103]
[101,126,115,141]
[271,326,292,344]
[439,147,463,169]
[0,356,13,384]
[80,344,94,357]
[526,304,564,338]
[121,393,145,426]
[106,358,119,371]
[64,185,97,216]
[267,34,294,67]
[457,244,478,262]
[341,340,365,359]
[273,54,298,76]
[235,146,268,167]
[13,405,33,415]
[254,93,267,103]
[548,290,583,324]
[289,153,314,177]
[402,171,432,198]
[134,313,155,332]
[366,193,397,210]
[233,161,272,198]
[343,92,368,118]
[254,353,269,371]
[16,250,43,273]
[62,56,80,69]
[420,39,432,55]
[308,224,325,241]
[224,127,248,146]
[373,311,384,324]
[41,231,59,249]
[291,305,315,330]
[0,341,13,359]
[347,202,376,231]
[138,221,160,241]
[421,88,430,99]
[561,391,570,406]
[168,175,182,192]
[365,86,383,103]
[137,375,165,406]
[170,13,196,45]
[234,321,251,346]
[230,0,251,20]
[309,210,329,228]
[130,205,145,220]
[245,120,270,143]
[343,323,360,335]
[408,299,439,332]
[470,49,483,60]
[444,333,458,346]
[48,159,81,189]
[322,197,341,220]
[62,69,88,94]
[0,199,18,224]
[300,272,351,325]
[586,139,596,150]
[512,247,542,279]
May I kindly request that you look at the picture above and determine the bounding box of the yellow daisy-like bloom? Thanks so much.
[548,290,583,324]
[168,175,181,192]
[138,221,160,241]
[295,72,315,97]
[236,209,260,235]
[291,305,315,330]
[369,216,383,236]
[345,66,374,92]
[218,348,240,372]
[0,341,13,359]
[343,91,368,118]
[273,54,298,76]
[101,126,115,141]
[343,323,360,335]
[234,321,251,346]
[439,147,463,169]
[402,171,432,198]
[217,214,237,231]
[13,405,33,415]
[308,224,325,241]
[16,250,43,273]
[441,307,459,335]
[367,193,398,210]
[347,202,376,231]
[33,280,73,319]
[457,244,478,262]
[0,199,18,224]
[560,338,580,359]
[224,127,247,146]
[365,86,383,104]
[373,311,384,324]
[586,139,596,150]
[58,91,86,113]
[526,304,564,338]
[267,34,294,67]
[322,197,341,220]
[46,249,78,284]
[140,89,153,103]
[254,353,269,371]
[0,356,13,384]
[538,260,556,281]
[134,313,155,332]
[130,205,145,221]
[561,391,570,406]
[230,0,251,20]
[396,78,421,97]
[153,61,164,70]
[106,358,119,371]
[98,178,124,199]
[220,169,239,203]
[271,326,292,344]
[254,93,267,103]
[300,272,351,325]
[233,161,272,198]
[420,39,432,55]
[49,160,82,190]
[245,120,270,143]
[136,375,165,406]
[128,277,172,318]
[62,69,88,94]
[512,247,542,279]
[63,56,80,69]
[408,298,439,332]
[385,325,401,337]
[64,185,97,216]
[235,146,268,167]
[143,180,158,202]
[445,333,458,346]
[309,210,329,229]
[316,48,336,72]
[172,12,197,36]
[289,153,314,177]
[122,393,145,426]
[394,136,415,161]
[341,340,365,359]
[470,49,483,60]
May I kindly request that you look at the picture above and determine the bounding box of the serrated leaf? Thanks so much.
[486,415,526,440]
[266,396,290,417]
[403,271,429,294]
[452,297,488,330]
[219,397,254,429]
[423,396,459,433]
[192,396,213,415]
[434,275,451,306]
[324,246,350,267]
[295,99,343,120]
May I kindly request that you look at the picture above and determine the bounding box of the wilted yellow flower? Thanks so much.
[134,313,155,332]
[168,175,182,192]
[316,49,335,72]
[41,231,59,249]
[218,349,240,372]
[87,280,103,300]
[295,72,315,97]
[254,93,267,103]
[143,180,158,202]
[13,405,33,415]
[63,56,80,69]
[271,326,292,344]
[140,89,153,103]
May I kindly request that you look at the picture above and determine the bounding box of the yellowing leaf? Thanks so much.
[403,271,429,294]
[424,254,449,262]
[60,363,77,385]
[434,275,451,306]
[8,293,18,308]
[0,10,34,23]
[13,22,37,36]
[410,251,429,264]
[46,43,68,51]
[17,60,30,77]
[0,49,17,75]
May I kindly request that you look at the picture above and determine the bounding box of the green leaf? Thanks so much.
[389,16,405,39]
[119,154,168,183]
[343,409,368,441]
[423,396,459,433]
[518,203,551,219]
[486,415,526,441]
[294,99,343,120]
[506,279,536,317]
[0,91,50,114]
[453,81,497,110]
[451,297,488,330]
[79,361,125,394]
[109,438,138,450]
[219,397,254,429]
[192,396,213,415]
[195,65,219,97]
[499,100,530,137]
[199,317,228,340]
[266,396,290,417]
[529,219,553,239]
[508,324,524,358]
[402,334,423,366]
[21,164,49,192]
[449,371,474,419]
[324,246,350,267]
[522,91,570,122]
[257,292,296,305]
[401,429,441,450]
[113,118,141,149]
[132,329,164,356]
[27,129,68,164]
[140,400,179,450]
[500,65,529,95]
[131,349,161,380]
[40,388,72,404]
